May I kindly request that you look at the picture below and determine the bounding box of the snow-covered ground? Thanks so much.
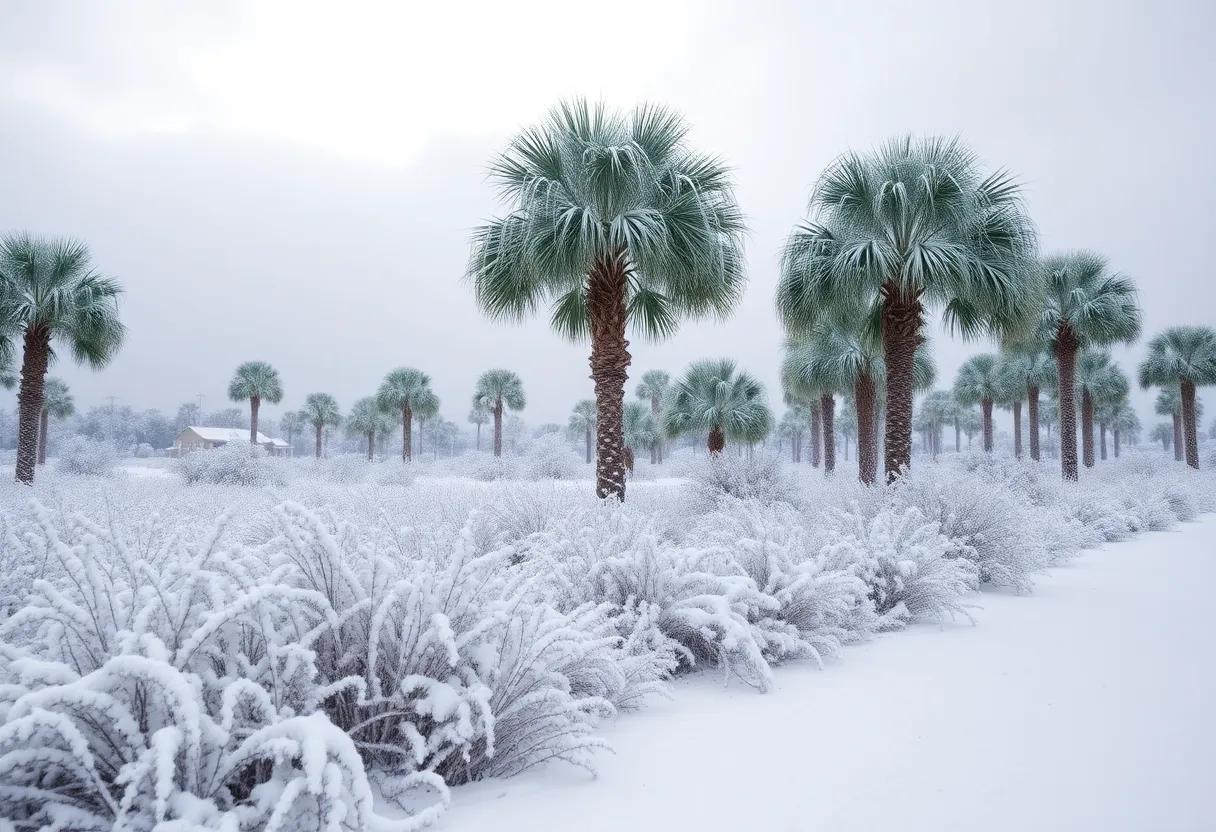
[440,516,1216,832]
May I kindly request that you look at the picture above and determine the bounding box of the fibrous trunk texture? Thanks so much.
[880,284,922,481]
[1056,325,1080,481]
[16,326,51,485]
[1012,400,1023,460]
[493,400,503,458]
[981,399,994,453]
[809,403,821,468]
[1172,413,1183,462]
[1099,423,1108,461]
[476,422,481,451]
[402,404,413,462]
[707,425,725,456]
[651,394,662,464]
[314,423,323,459]
[855,369,878,486]
[1027,384,1041,462]
[587,255,630,500]
[367,431,375,460]
[1113,427,1121,459]
[1081,390,1095,469]
[250,396,260,445]
[1181,379,1200,469]
[820,393,835,475]
[37,409,49,465]
[954,418,961,453]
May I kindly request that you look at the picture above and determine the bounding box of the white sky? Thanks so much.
[1,0,1212,430]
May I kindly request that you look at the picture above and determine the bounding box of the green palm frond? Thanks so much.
[42,377,74,418]
[1041,251,1142,350]
[569,399,597,432]
[1137,326,1216,389]
[623,401,661,450]
[953,353,1006,406]
[228,361,284,404]
[346,397,393,437]
[376,367,432,415]
[662,358,773,443]
[473,369,527,413]
[300,393,342,429]
[634,369,671,402]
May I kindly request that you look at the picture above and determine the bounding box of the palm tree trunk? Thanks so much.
[475,422,481,451]
[855,370,878,485]
[1099,423,1108,461]
[624,445,634,473]
[708,425,725,455]
[584,427,593,463]
[367,431,375,461]
[954,418,961,453]
[37,409,49,465]
[820,393,835,474]
[809,403,821,468]
[402,404,413,462]
[587,255,630,500]
[1180,379,1200,469]
[651,394,662,464]
[880,284,922,481]
[1172,412,1183,462]
[981,399,994,452]
[1011,401,1023,460]
[418,419,426,460]
[844,435,850,462]
[1056,325,1081,481]
[314,423,323,458]
[1081,390,1095,468]
[15,325,52,485]
[1113,427,1121,458]
[250,396,260,445]
[1027,385,1041,462]
[493,400,504,457]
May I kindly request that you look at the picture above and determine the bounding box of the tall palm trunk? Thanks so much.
[418,419,426,460]
[1081,390,1095,468]
[650,394,662,464]
[37,409,49,465]
[623,446,635,473]
[366,431,375,461]
[1099,423,1108,461]
[879,284,922,481]
[954,418,961,453]
[708,425,725,455]
[1172,412,1183,462]
[820,393,835,474]
[587,255,630,500]
[493,399,504,457]
[475,422,481,451]
[809,403,821,468]
[584,427,593,463]
[1012,401,1023,460]
[844,435,850,462]
[249,395,261,445]
[314,423,323,458]
[1180,379,1200,469]
[15,325,51,485]
[1056,325,1081,481]
[1027,385,1041,462]
[981,399,994,452]
[1113,427,1121,458]
[855,369,878,485]
[401,404,413,462]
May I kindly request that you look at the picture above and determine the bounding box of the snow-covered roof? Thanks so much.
[182,426,284,446]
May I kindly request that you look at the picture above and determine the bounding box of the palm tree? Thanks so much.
[473,369,526,458]
[376,367,431,462]
[777,137,1036,482]
[37,377,74,464]
[1075,350,1128,468]
[299,393,341,458]
[662,359,772,455]
[635,370,672,464]
[1137,326,1216,469]
[1150,422,1174,453]
[0,233,125,484]
[413,389,441,459]
[836,398,857,462]
[227,360,283,446]
[467,100,746,501]
[569,400,597,464]
[778,406,808,462]
[953,354,1006,453]
[1106,402,1140,459]
[1155,390,1185,462]
[347,397,392,460]
[278,411,300,456]
[998,348,1056,461]
[917,391,957,459]
[468,407,490,451]
[623,401,660,473]
[959,407,983,450]
[1038,252,1141,479]
[0,343,16,390]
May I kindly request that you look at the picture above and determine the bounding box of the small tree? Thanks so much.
[299,393,341,458]
[622,402,659,473]
[227,360,284,445]
[347,397,392,460]
[473,369,526,458]
[635,370,671,464]
[662,359,773,454]
[413,389,440,459]
[38,377,74,464]
[953,354,1005,453]
[1150,422,1174,452]
[569,400,597,464]
[467,407,490,451]
[376,367,431,462]
[1138,326,1216,469]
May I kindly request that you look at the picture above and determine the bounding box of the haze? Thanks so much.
[1,0,1211,429]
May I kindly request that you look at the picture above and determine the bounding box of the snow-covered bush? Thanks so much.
[520,433,584,480]
[54,436,117,477]
[686,450,796,506]
[175,442,283,487]
[133,441,156,458]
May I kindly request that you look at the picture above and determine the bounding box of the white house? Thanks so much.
[170,426,292,457]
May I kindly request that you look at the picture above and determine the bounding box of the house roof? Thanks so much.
[182,426,283,445]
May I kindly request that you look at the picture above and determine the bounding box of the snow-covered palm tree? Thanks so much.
[376,367,431,462]
[227,361,283,446]
[299,393,341,459]
[467,99,746,500]
[568,400,597,464]
[777,137,1037,481]
[662,359,773,455]
[1137,326,1216,469]
[1076,350,1128,468]
[0,233,125,484]
[38,377,74,465]
[998,348,1057,461]
[412,389,441,459]
[635,370,671,464]
[346,397,393,460]
[1150,422,1174,453]
[1038,252,1141,479]
[473,369,526,458]
[954,354,1006,453]
[467,407,490,451]
[622,402,659,472]
[1105,401,1140,459]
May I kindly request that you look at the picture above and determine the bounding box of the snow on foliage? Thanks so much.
[0,451,1211,829]
[54,436,117,477]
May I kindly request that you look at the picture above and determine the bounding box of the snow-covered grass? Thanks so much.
[0,451,1211,830]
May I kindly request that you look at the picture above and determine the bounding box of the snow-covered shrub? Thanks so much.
[441,450,524,481]
[54,436,116,477]
[520,433,584,480]
[175,442,282,487]
[133,441,155,458]
[686,450,797,506]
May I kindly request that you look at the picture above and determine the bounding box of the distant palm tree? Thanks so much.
[953,354,1006,453]
[622,402,659,473]
[917,391,957,459]
[836,398,857,462]
[38,377,74,464]
[1106,402,1140,459]
[1155,390,1184,462]
[777,137,1037,481]
[959,407,983,450]
[998,348,1057,461]
[0,233,125,484]
[347,397,392,460]
[635,370,672,464]
[0,343,16,390]
[1150,422,1174,453]
[1137,326,1216,469]
[299,393,341,458]
[569,400,597,464]
[473,369,526,458]
[467,407,490,451]
[467,99,746,501]
[376,367,431,462]
[1076,350,1128,468]
[778,406,808,462]
[227,360,283,446]
[413,388,441,459]
[279,411,301,455]
[1038,252,1141,479]
[662,359,773,455]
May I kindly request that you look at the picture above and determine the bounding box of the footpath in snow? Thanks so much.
[439,517,1216,832]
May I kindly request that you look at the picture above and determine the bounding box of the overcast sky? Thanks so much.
[1,0,1211,431]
